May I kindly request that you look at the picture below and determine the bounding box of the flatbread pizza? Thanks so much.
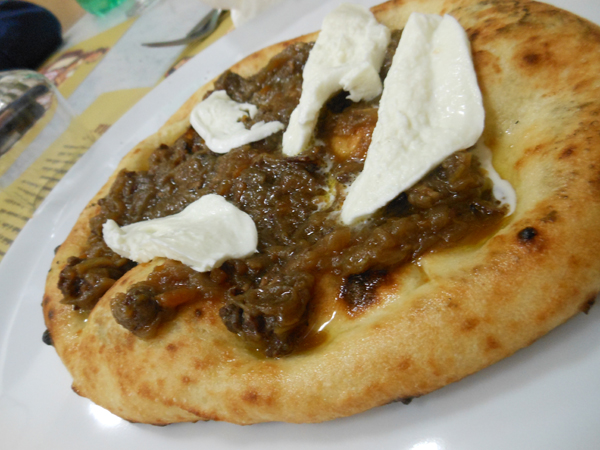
[43,0,600,425]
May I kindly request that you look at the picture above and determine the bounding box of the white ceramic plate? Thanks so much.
[1,1,599,449]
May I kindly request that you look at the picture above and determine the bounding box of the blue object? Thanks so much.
[0,1,62,71]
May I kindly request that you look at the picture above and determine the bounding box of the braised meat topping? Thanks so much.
[60,38,507,357]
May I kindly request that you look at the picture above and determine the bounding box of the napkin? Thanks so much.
[199,0,282,27]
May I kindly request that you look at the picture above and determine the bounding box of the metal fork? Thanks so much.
[142,9,226,48]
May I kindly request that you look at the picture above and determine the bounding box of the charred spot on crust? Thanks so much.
[340,269,388,313]
[242,390,260,404]
[486,335,502,351]
[42,329,53,346]
[166,343,178,353]
[389,396,417,405]
[581,295,597,314]
[523,53,541,65]
[518,226,537,242]
[461,317,480,331]
[541,210,558,223]
[560,145,576,159]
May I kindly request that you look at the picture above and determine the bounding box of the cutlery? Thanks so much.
[142,9,226,48]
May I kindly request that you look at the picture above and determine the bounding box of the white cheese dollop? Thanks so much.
[341,13,485,224]
[190,90,284,154]
[282,3,390,156]
[102,194,258,273]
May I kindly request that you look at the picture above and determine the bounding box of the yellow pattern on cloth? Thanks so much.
[39,18,137,98]
[0,88,150,259]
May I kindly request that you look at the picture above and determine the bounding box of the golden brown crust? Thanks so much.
[44,0,600,424]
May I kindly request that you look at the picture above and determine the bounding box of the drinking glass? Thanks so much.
[0,70,93,204]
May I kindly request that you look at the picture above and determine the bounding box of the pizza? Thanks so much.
[42,0,600,425]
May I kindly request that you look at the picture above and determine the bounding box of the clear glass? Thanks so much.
[0,71,54,159]
[0,70,93,208]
